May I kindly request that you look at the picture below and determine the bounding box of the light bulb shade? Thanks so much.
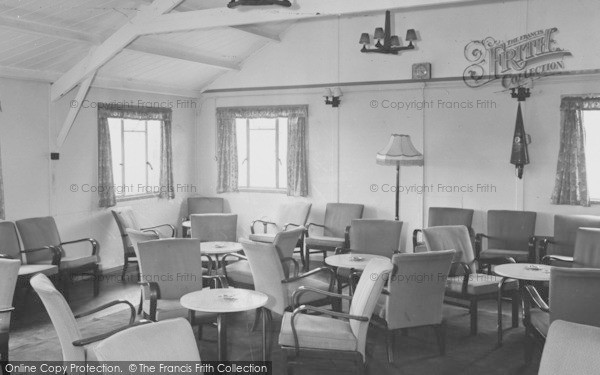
[376,134,424,166]
[359,33,370,45]
[390,35,400,47]
[374,27,385,40]
[405,29,417,42]
[332,87,343,97]
[323,88,333,98]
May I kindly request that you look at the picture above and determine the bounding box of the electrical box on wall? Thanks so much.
[50,153,60,160]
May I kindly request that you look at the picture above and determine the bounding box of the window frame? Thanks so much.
[237,117,287,193]
[583,108,600,203]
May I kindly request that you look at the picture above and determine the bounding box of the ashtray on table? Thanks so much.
[525,265,543,271]
[348,256,365,262]
[218,294,238,301]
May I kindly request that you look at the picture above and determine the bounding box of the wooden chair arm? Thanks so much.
[281,257,300,278]
[138,281,160,321]
[21,246,62,265]
[334,246,351,255]
[538,237,555,262]
[0,307,14,313]
[74,300,136,325]
[292,285,352,307]
[528,236,538,263]
[283,223,302,231]
[542,254,573,265]
[62,238,100,256]
[412,229,424,250]
[141,224,176,237]
[305,222,324,237]
[72,320,152,347]
[524,285,550,312]
[283,267,336,292]
[251,219,277,234]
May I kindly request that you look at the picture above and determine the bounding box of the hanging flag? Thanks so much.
[510,102,530,179]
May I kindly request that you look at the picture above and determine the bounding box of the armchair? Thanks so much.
[30,273,147,362]
[223,227,305,288]
[0,258,20,370]
[538,320,600,375]
[539,215,600,266]
[523,267,600,363]
[112,207,176,281]
[16,216,100,300]
[94,318,200,361]
[422,225,519,335]
[304,203,364,271]
[475,210,537,266]
[184,197,225,237]
[372,250,455,362]
[279,258,393,374]
[413,207,474,252]
[190,214,237,242]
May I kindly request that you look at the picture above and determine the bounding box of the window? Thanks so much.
[583,110,600,201]
[236,117,288,191]
[108,118,161,199]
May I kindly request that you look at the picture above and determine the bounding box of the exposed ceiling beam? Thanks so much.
[230,25,280,42]
[50,0,185,101]
[0,15,101,44]
[139,0,496,35]
[56,74,94,148]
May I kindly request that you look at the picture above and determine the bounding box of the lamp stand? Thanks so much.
[395,164,400,221]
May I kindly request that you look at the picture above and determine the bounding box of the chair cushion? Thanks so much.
[225,260,254,285]
[18,264,59,276]
[38,255,98,269]
[305,235,345,249]
[480,249,529,261]
[286,273,333,305]
[446,273,517,295]
[279,311,357,351]
[530,309,550,337]
[248,233,276,243]
[142,299,216,321]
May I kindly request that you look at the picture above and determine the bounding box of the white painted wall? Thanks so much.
[0,77,198,270]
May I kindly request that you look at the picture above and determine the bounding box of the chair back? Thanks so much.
[30,274,84,361]
[274,202,312,229]
[273,226,305,259]
[94,318,200,361]
[190,214,237,242]
[111,207,141,230]
[428,207,474,228]
[422,225,476,274]
[112,210,135,255]
[549,267,600,327]
[385,250,454,329]
[348,219,402,257]
[125,229,160,260]
[240,239,287,314]
[538,320,600,375]
[0,221,23,260]
[572,227,600,268]
[16,216,62,264]
[188,197,224,215]
[323,203,364,238]
[137,239,204,300]
[487,210,536,250]
[348,258,393,360]
[0,258,20,336]
[550,215,600,257]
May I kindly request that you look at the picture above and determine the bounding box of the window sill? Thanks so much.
[116,194,160,202]
[238,188,287,194]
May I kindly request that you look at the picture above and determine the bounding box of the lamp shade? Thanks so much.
[374,27,385,40]
[332,87,343,97]
[323,88,333,98]
[376,134,424,166]
[390,35,400,47]
[359,33,371,45]
[405,29,417,42]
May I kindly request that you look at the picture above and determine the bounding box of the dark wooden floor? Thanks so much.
[9,268,541,374]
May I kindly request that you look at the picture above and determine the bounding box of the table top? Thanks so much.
[494,263,552,282]
[201,241,243,255]
[325,253,390,270]
[181,288,268,313]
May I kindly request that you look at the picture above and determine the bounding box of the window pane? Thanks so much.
[584,111,600,199]
[123,128,147,195]
[108,118,123,192]
[236,119,248,188]
[278,118,288,189]
[147,121,161,190]
[249,118,276,188]
[123,119,145,132]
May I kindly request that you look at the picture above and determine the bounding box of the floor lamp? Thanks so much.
[376,134,424,221]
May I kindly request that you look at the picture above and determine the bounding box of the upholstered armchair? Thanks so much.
[278,258,393,374]
[30,273,144,362]
[523,268,600,363]
[222,227,305,288]
[304,203,364,271]
[413,207,474,252]
[422,225,519,335]
[372,251,454,362]
[136,238,224,324]
[539,215,600,266]
[190,214,237,242]
[112,207,176,281]
[543,227,600,269]
[16,216,100,300]
[184,197,225,237]
[0,258,20,368]
[475,210,537,266]
[94,318,200,361]
[538,320,600,375]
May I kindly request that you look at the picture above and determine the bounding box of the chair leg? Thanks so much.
[469,299,478,335]
[434,321,446,355]
[93,264,100,297]
[511,291,520,328]
[524,333,534,364]
[251,308,262,332]
[386,330,394,363]
[265,309,273,356]
[304,246,310,272]
[137,292,143,315]
[0,336,8,375]
[121,256,128,281]
[61,271,70,301]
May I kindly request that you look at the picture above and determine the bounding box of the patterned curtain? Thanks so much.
[97,116,117,208]
[159,118,175,199]
[216,110,238,193]
[550,97,599,206]
[287,114,309,197]
[0,141,4,219]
